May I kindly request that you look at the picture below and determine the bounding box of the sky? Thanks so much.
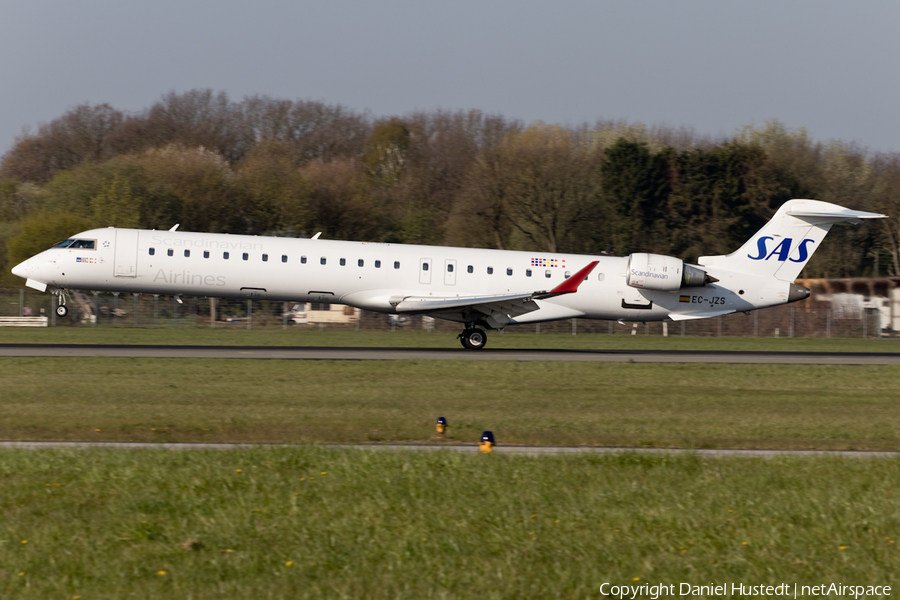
[1,1,899,155]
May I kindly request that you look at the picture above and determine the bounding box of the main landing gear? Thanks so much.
[458,327,488,350]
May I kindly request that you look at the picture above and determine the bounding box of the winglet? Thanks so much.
[535,260,599,298]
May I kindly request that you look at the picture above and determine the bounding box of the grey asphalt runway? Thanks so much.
[1,440,900,457]
[1,344,900,364]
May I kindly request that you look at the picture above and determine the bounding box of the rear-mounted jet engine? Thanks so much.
[625,253,717,292]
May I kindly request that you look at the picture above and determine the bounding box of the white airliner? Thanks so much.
[11,199,884,349]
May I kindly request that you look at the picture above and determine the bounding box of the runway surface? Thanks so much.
[2,344,900,364]
[1,440,899,457]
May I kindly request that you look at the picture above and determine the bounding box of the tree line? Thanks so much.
[1,89,898,284]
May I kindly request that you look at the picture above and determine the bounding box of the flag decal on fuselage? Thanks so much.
[531,258,565,267]
[679,295,690,303]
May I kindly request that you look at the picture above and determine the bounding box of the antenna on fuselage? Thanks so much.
[169,224,180,231]
[311,232,322,240]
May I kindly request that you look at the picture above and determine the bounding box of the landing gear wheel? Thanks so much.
[459,328,487,350]
[56,305,68,317]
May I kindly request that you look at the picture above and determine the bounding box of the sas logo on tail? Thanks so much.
[748,237,815,262]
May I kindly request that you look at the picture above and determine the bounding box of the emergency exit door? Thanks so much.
[114,229,139,277]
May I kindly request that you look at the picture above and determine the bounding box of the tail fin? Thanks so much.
[698,199,884,281]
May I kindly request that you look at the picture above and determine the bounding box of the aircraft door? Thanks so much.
[444,259,457,286]
[419,258,432,285]
[114,229,139,277]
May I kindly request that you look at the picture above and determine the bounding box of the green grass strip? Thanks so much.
[1,448,898,598]
[1,327,898,352]
[2,359,900,449]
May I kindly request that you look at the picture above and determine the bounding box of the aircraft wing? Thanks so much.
[389,261,598,326]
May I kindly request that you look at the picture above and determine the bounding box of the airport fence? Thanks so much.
[0,287,887,339]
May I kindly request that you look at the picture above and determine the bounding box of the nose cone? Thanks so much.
[11,259,30,279]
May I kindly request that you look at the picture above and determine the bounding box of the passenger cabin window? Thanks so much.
[184,250,190,257]
[340,258,346,266]
[422,263,429,271]
[167,249,174,257]
[281,255,288,263]
[447,264,454,272]
[262,254,268,262]
[203,251,209,258]
[564,271,571,279]
[301,256,307,264]
[224,252,230,259]
[358,259,364,267]
[375,260,381,268]
[149,248,155,256]
[506,268,513,276]
[242,253,249,261]
[545,270,551,278]
[394,261,400,269]
[467,265,473,274]
[320,257,326,265]
[487,267,493,275]
[526,269,532,277]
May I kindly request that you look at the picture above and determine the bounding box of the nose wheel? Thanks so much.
[459,327,487,350]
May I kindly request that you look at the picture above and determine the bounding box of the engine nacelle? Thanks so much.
[626,253,712,292]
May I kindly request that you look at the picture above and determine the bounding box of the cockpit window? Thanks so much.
[55,239,95,249]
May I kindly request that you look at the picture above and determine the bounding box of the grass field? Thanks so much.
[1,448,898,598]
[2,358,900,449]
[3,332,899,595]
[1,326,899,352]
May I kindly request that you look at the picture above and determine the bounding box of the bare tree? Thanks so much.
[0,104,123,182]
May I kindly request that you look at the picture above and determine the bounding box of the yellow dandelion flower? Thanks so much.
[633,577,640,581]
[300,478,305,481]
[21,540,27,544]
[422,538,427,541]
[554,520,560,524]
[321,471,327,475]
[236,469,242,473]
[225,549,233,553]
[839,546,847,550]
[94,429,100,432]
[285,561,293,566]
[19,572,24,576]
[73,596,81,599]
[742,542,748,546]
[157,570,166,576]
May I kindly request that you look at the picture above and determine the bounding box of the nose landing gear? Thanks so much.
[458,327,487,350]
[55,290,69,317]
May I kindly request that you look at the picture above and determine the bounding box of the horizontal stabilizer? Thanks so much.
[786,207,885,222]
